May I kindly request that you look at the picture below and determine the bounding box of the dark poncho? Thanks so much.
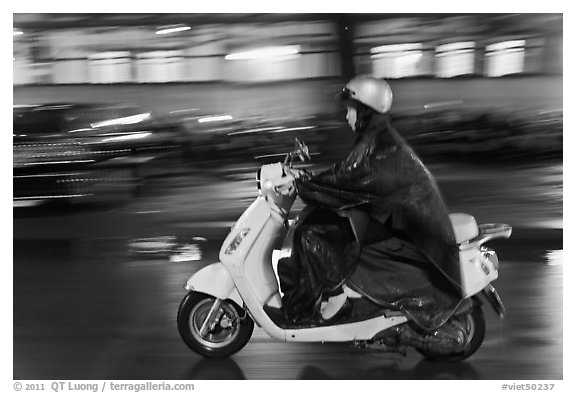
[278,113,465,329]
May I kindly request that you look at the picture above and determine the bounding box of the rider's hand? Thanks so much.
[289,168,312,181]
[299,169,312,181]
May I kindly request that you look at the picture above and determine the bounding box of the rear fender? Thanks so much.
[480,284,506,319]
[460,223,512,250]
[184,263,244,307]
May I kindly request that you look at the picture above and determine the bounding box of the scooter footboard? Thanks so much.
[184,263,244,307]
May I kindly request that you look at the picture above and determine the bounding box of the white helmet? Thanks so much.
[341,75,393,114]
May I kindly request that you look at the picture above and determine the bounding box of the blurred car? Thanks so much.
[13,103,182,206]
[175,110,353,166]
[392,108,563,160]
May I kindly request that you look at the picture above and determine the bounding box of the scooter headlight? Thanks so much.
[224,228,251,255]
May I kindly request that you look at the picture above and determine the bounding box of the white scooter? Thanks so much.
[177,139,512,361]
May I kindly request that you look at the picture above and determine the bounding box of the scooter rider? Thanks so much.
[277,76,468,335]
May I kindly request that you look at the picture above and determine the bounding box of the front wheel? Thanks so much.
[177,292,254,358]
[417,305,486,362]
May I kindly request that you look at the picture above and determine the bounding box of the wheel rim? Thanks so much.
[189,298,240,349]
[457,313,476,349]
[465,314,475,346]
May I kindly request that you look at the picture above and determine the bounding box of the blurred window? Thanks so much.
[435,42,476,78]
[136,51,186,83]
[224,46,302,82]
[88,51,133,83]
[485,40,526,77]
[370,43,428,78]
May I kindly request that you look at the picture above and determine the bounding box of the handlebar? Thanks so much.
[257,138,311,196]
[284,138,311,165]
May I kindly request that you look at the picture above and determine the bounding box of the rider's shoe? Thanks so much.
[320,293,348,320]
[321,298,353,324]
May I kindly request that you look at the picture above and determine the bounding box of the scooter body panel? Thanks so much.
[219,197,273,264]
[184,263,244,307]
[449,213,512,298]
[284,315,408,342]
[218,198,289,340]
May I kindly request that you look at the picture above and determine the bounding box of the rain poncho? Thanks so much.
[278,112,465,329]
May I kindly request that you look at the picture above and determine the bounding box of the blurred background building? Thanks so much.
[13,13,562,116]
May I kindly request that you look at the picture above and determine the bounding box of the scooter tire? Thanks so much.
[416,305,486,362]
[177,291,254,358]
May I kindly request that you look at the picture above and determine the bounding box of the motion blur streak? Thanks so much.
[101,132,151,143]
[91,113,151,128]
[198,115,233,123]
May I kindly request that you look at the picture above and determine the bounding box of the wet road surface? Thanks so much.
[13,159,563,380]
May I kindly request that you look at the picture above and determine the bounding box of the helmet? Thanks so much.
[340,75,393,114]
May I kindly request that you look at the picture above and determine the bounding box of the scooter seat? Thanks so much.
[449,213,479,244]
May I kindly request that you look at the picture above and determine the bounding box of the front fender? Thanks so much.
[184,263,244,307]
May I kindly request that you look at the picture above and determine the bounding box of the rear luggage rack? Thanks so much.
[459,223,512,250]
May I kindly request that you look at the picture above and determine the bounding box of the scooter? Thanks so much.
[177,139,512,361]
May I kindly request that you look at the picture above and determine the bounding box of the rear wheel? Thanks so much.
[177,292,254,358]
[416,306,486,362]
